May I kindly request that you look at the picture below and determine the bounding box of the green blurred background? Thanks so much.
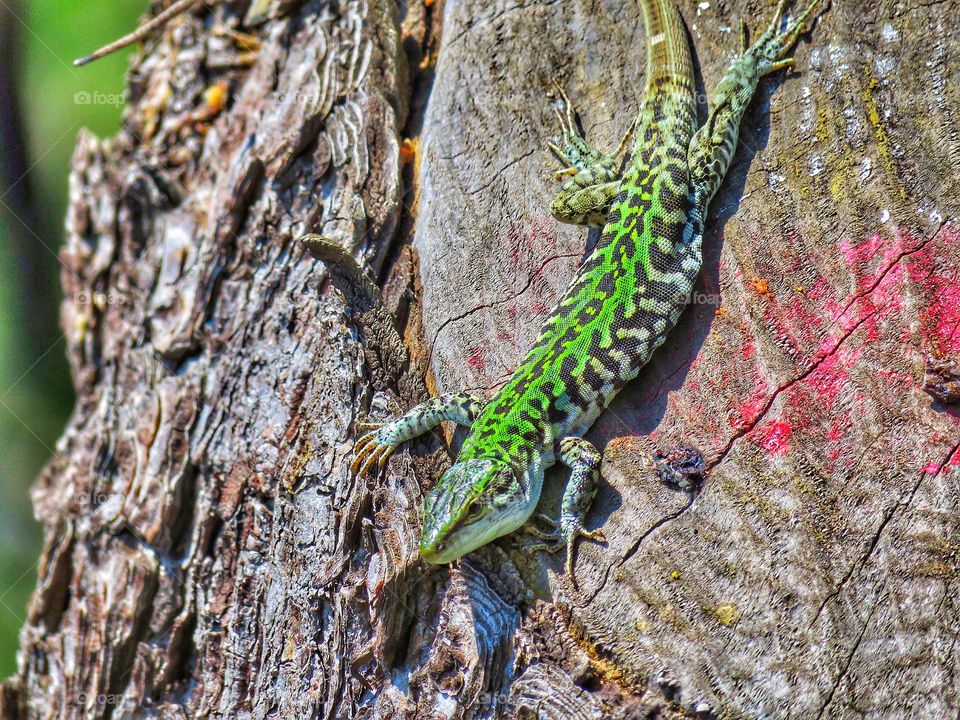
[0,0,146,678]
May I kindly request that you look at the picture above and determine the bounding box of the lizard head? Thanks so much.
[419,458,527,565]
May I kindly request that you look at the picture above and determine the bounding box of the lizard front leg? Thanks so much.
[352,393,484,476]
[547,81,634,227]
[527,436,606,585]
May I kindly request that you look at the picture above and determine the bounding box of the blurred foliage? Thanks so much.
[0,0,146,678]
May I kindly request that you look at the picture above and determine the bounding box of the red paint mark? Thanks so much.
[730,374,769,430]
[466,349,485,372]
[827,414,849,442]
[905,226,960,354]
[923,463,941,475]
[950,446,960,467]
[741,338,756,361]
[753,420,792,455]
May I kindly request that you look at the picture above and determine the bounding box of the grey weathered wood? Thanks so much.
[2,1,959,718]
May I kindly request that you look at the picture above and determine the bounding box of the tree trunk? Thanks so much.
[2,0,959,718]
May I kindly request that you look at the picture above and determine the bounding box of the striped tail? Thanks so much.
[639,0,694,90]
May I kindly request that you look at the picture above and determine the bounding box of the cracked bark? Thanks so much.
[2,1,959,719]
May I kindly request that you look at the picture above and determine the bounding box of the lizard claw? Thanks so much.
[524,514,606,588]
[351,423,398,476]
[563,525,606,588]
[550,78,577,137]
[752,0,826,75]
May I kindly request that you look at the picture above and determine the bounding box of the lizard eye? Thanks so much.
[465,501,485,522]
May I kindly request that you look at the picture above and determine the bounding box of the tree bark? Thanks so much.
[2,0,959,718]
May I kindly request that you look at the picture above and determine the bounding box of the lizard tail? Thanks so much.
[639,0,695,91]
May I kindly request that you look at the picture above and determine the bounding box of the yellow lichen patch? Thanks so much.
[908,560,956,579]
[814,103,833,145]
[706,603,738,627]
[566,620,647,692]
[657,603,685,631]
[634,619,650,633]
[863,75,905,200]
[669,569,681,581]
[284,440,314,490]
[792,475,814,496]
[717,473,783,524]
[829,169,847,202]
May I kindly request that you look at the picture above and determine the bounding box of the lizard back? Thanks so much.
[461,0,701,472]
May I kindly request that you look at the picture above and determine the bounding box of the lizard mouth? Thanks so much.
[419,517,489,564]
[419,538,459,565]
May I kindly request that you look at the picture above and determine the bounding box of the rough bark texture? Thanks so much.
[2,0,959,718]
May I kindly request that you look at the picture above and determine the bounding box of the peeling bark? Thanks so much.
[2,1,959,719]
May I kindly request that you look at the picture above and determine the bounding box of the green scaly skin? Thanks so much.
[353,0,826,583]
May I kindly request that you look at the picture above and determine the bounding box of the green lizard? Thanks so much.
[354,0,825,581]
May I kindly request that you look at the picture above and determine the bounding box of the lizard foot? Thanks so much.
[351,422,398,476]
[544,80,632,226]
[524,512,606,587]
[546,79,628,180]
[752,0,828,75]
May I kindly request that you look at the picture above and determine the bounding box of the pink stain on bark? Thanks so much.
[466,349,485,372]
[731,372,769,430]
[905,226,960,354]
[752,420,792,455]
[721,227,938,459]
[950,446,960,466]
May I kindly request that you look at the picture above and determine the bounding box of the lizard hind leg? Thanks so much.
[546,80,632,227]
[687,0,827,206]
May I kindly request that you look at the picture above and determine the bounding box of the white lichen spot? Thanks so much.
[882,23,899,42]
[931,210,944,226]
[809,47,824,71]
[858,157,873,183]
[697,1,711,15]
[843,106,863,147]
[798,86,815,135]
[809,154,825,177]
[880,209,890,224]
[828,44,849,79]
[768,173,786,190]
[874,56,895,79]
